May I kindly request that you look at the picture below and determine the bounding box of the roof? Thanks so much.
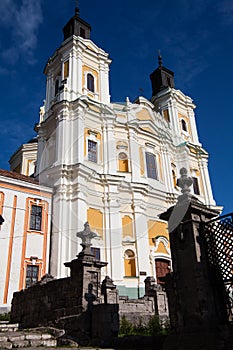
[0,169,39,185]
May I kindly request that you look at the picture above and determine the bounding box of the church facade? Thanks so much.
[35,8,216,297]
[0,7,218,310]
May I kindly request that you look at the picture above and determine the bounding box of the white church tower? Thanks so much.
[36,7,217,297]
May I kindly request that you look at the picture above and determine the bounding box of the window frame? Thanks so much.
[29,204,43,231]
[25,264,39,288]
[87,73,95,93]
[88,139,98,163]
[192,176,200,195]
[145,151,158,180]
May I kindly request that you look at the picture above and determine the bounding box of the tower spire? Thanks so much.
[158,49,163,67]
[75,0,80,15]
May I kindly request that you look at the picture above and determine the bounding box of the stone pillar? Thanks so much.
[160,168,233,349]
[64,222,107,312]
[101,276,119,304]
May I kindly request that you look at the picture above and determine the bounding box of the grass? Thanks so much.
[119,314,170,337]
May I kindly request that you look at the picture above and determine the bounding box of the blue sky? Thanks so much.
[0,0,232,214]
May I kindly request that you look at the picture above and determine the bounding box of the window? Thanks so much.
[172,169,177,188]
[55,79,59,95]
[118,152,129,172]
[146,152,158,180]
[124,249,136,277]
[181,119,187,132]
[80,27,86,38]
[91,247,100,260]
[192,177,200,195]
[155,259,170,285]
[87,73,94,92]
[30,205,42,231]
[25,265,39,288]
[88,140,97,163]
[166,77,171,87]
[64,60,69,79]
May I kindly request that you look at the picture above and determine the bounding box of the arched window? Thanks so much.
[181,119,187,132]
[124,249,136,277]
[118,152,129,172]
[87,73,94,93]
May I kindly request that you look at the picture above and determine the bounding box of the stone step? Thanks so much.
[0,330,57,349]
[0,323,19,332]
[0,341,12,349]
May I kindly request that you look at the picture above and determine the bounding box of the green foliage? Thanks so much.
[147,315,162,336]
[119,314,170,337]
[119,315,134,335]
[0,312,11,321]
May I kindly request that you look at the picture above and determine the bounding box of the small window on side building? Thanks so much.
[25,265,39,288]
[30,205,42,231]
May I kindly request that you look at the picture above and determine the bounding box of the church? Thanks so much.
[0,7,218,312]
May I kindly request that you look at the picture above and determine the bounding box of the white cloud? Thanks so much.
[0,0,43,65]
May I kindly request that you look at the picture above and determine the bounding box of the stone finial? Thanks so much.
[178,167,193,195]
[76,222,97,250]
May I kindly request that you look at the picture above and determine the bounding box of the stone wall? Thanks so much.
[11,276,82,328]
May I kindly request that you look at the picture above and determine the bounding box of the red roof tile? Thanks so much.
[0,169,39,184]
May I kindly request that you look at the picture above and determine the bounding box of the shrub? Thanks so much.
[147,315,162,336]
[0,312,11,321]
[119,315,133,335]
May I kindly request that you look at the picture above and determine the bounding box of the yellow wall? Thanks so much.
[122,215,133,238]
[119,159,128,172]
[87,208,103,238]
[147,220,168,246]
[139,147,145,176]
[82,65,99,93]
[136,108,153,121]
[124,258,136,277]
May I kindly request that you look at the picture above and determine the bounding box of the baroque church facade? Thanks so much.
[0,7,218,310]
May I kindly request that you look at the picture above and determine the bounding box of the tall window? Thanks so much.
[55,79,59,95]
[172,169,177,188]
[25,265,39,288]
[118,152,129,172]
[181,119,187,132]
[88,140,97,163]
[192,177,200,195]
[155,259,170,285]
[146,152,158,180]
[30,205,42,231]
[87,73,94,92]
[124,249,136,277]
[63,60,69,79]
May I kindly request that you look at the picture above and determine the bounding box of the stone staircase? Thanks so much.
[0,322,57,349]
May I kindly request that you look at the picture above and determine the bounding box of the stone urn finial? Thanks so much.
[178,167,193,195]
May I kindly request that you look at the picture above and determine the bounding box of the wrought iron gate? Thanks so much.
[203,213,233,323]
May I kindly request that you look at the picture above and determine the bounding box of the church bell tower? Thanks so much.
[42,6,111,118]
